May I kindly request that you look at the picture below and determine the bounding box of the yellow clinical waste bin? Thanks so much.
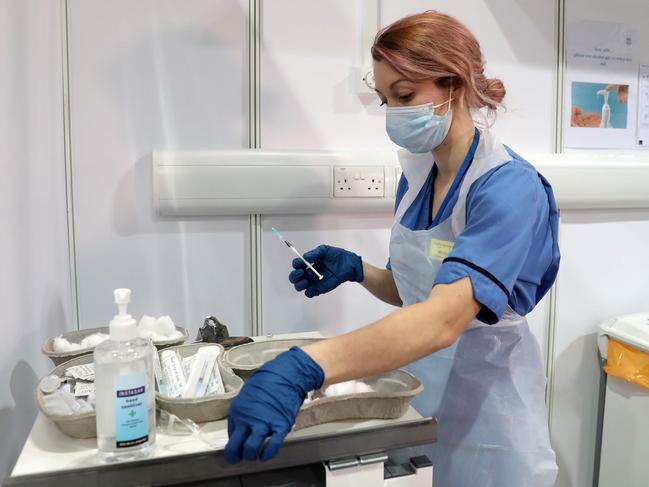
[597,313,649,487]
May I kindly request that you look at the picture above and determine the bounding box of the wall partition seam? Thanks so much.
[546,211,561,417]
[248,0,263,337]
[545,0,566,422]
[554,0,566,154]
[249,215,262,336]
[61,0,80,331]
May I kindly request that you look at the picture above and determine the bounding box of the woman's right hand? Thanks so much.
[288,245,364,298]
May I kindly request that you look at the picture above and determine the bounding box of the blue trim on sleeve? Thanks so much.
[434,260,506,325]
[443,257,509,298]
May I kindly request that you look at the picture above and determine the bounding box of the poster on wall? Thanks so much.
[564,20,638,149]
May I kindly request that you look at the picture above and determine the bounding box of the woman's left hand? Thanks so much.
[224,347,325,463]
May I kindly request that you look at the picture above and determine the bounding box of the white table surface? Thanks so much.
[11,407,424,478]
[11,331,425,479]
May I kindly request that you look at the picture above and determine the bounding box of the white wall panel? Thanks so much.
[261,1,398,334]
[261,0,398,151]
[68,1,250,336]
[262,215,397,337]
[550,210,649,487]
[0,0,71,480]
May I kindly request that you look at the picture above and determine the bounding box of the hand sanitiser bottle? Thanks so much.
[94,289,156,461]
[597,89,612,128]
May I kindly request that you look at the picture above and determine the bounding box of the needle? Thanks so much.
[271,227,324,280]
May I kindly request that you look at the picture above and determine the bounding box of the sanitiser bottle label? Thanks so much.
[114,373,148,448]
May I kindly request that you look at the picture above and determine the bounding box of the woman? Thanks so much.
[225,11,559,487]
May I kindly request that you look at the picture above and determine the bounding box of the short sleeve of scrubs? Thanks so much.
[434,160,556,324]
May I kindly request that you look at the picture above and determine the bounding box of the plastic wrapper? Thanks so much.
[604,338,649,390]
[35,354,97,438]
[156,410,222,449]
[155,343,243,423]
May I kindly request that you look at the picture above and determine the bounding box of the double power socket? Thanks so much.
[334,166,385,198]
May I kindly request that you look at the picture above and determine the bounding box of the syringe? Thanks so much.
[271,227,324,280]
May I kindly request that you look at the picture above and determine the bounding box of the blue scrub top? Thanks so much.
[388,130,560,324]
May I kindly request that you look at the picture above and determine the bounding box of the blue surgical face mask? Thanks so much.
[385,89,454,153]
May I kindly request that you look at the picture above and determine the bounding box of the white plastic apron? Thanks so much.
[389,130,558,487]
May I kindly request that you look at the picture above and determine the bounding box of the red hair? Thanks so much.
[372,11,505,116]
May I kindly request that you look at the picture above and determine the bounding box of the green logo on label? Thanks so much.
[129,410,136,418]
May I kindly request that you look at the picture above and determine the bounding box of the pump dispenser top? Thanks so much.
[109,288,138,341]
[597,89,612,128]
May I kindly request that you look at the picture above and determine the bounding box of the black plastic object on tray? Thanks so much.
[195,316,253,349]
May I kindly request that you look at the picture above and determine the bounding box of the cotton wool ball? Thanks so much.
[352,382,374,394]
[138,330,156,340]
[323,381,356,397]
[323,380,374,397]
[140,330,169,342]
[138,315,157,333]
[152,332,171,342]
[80,333,109,349]
[303,391,314,404]
[52,336,73,353]
[167,330,183,340]
[155,316,176,336]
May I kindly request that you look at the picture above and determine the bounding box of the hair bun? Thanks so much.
[484,78,505,104]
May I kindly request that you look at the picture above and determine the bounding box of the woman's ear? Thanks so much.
[452,83,467,109]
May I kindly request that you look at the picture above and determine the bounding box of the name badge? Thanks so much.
[429,238,454,261]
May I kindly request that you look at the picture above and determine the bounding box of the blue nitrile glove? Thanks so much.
[288,244,364,298]
[224,347,325,463]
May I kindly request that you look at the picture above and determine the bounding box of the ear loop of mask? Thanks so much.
[384,85,454,112]
[433,86,454,112]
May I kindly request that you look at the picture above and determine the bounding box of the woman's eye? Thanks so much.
[398,94,414,102]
